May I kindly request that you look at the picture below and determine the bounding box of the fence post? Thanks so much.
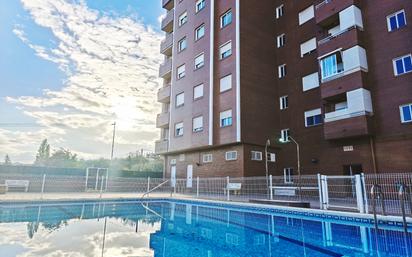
[226,176,230,201]
[85,168,89,192]
[40,174,46,200]
[321,175,329,210]
[99,176,104,199]
[355,174,365,213]
[361,173,369,214]
[269,175,273,200]
[147,177,151,196]
[317,173,323,209]
[196,176,199,198]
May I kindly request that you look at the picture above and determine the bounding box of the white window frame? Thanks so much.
[276,5,284,19]
[393,54,412,76]
[195,0,206,13]
[225,151,238,161]
[284,168,294,184]
[175,122,184,137]
[220,9,232,28]
[387,10,407,32]
[400,103,412,123]
[192,116,203,132]
[302,72,320,91]
[304,108,322,127]
[178,37,187,52]
[219,41,232,60]
[220,109,233,127]
[280,95,288,110]
[202,153,213,163]
[280,129,290,142]
[195,24,205,41]
[220,74,232,92]
[251,151,263,161]
[175,92,184,107]
[194,52,205,70]
[277,34,285,48]
[193,84,204,100]
[278,64,286,78]
[177,64,186,79]
[178,11,188,27]
[300,37,317,57]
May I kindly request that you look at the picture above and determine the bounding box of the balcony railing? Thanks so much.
[160,33,173,55]
[159,58,172,78]
[157,84,171,103]
[161,9,174,32]
[325,109,371,123]
[155,139,169,154]
[318,25,362,45]
[315,0,332,10]
[156,112,170,128]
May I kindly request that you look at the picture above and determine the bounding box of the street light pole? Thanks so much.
[110,122,116,161]
[265,139,271,199]
[288,136,302,201]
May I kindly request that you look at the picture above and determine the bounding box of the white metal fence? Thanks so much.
[0,172,411,217]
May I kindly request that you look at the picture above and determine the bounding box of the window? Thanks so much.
[193,116,203,132]
[304,108,323,127]
[277,34,285,48]
[280,129,290,142]
[387,10,407,32]
[179,154,185,161]
[221,9,232,28]
[393,54,412,76]
[269,153,276,162]
[220,109,232,127]
[300,37,317,57]
[280,95,288,110]
[177,64,186,79]
[302,72,320,91]
[196,0,205,13]
[298,5,314,25]
[220,74,232,92]
[225,151,237,161]
[195,24,205,40]
[284,168,293,184]
[276,5,284,19]
[175,92,184,107]
[251,151,263,161]
[278,64,286,78]
[178,37,187,52]
[219,41,232,59]
[175,122,184,136]
[320,52,343,79]
[193,84,204,100]
[400,103,412,123]
[202,153,213,163]
[178,11,188,26]
[194,53,205,69]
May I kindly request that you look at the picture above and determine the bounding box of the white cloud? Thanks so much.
[2,0,163,163]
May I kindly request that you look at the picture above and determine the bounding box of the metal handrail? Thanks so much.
[398,184,411,234]
[371,184,386,231]
[140,179,170,199]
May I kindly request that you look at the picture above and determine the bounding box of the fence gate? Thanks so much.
[85,168,108,191]
[319,174,368,213]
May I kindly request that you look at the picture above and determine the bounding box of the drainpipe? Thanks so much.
[369,136,377,174]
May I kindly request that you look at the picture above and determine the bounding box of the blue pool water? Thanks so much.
[0,200,411,257]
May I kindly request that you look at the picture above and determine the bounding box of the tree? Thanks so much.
[47,148,79,168]
[4,154,11,165]
[35,139,50,166]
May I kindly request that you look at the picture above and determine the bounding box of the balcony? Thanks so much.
[321,70,367,99]
[157,84,171,103]
[156,112,170,128]
[159,58,172,79]
[318,26,363,57]
[323,88,373,140]
[155,139,169,154]
[319,45,368,84]
[315,0,361,25]
[161,9,174,33]
[162,0,174,11]
[160,33,173,56]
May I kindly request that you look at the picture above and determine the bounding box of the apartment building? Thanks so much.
[155,0,412,181]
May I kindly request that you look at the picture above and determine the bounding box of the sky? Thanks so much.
[0,0,164,163]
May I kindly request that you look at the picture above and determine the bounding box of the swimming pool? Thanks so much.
[0,199,410,257]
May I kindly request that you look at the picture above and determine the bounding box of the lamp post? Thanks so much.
[265,139,271,198]
[279,135,302,201]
